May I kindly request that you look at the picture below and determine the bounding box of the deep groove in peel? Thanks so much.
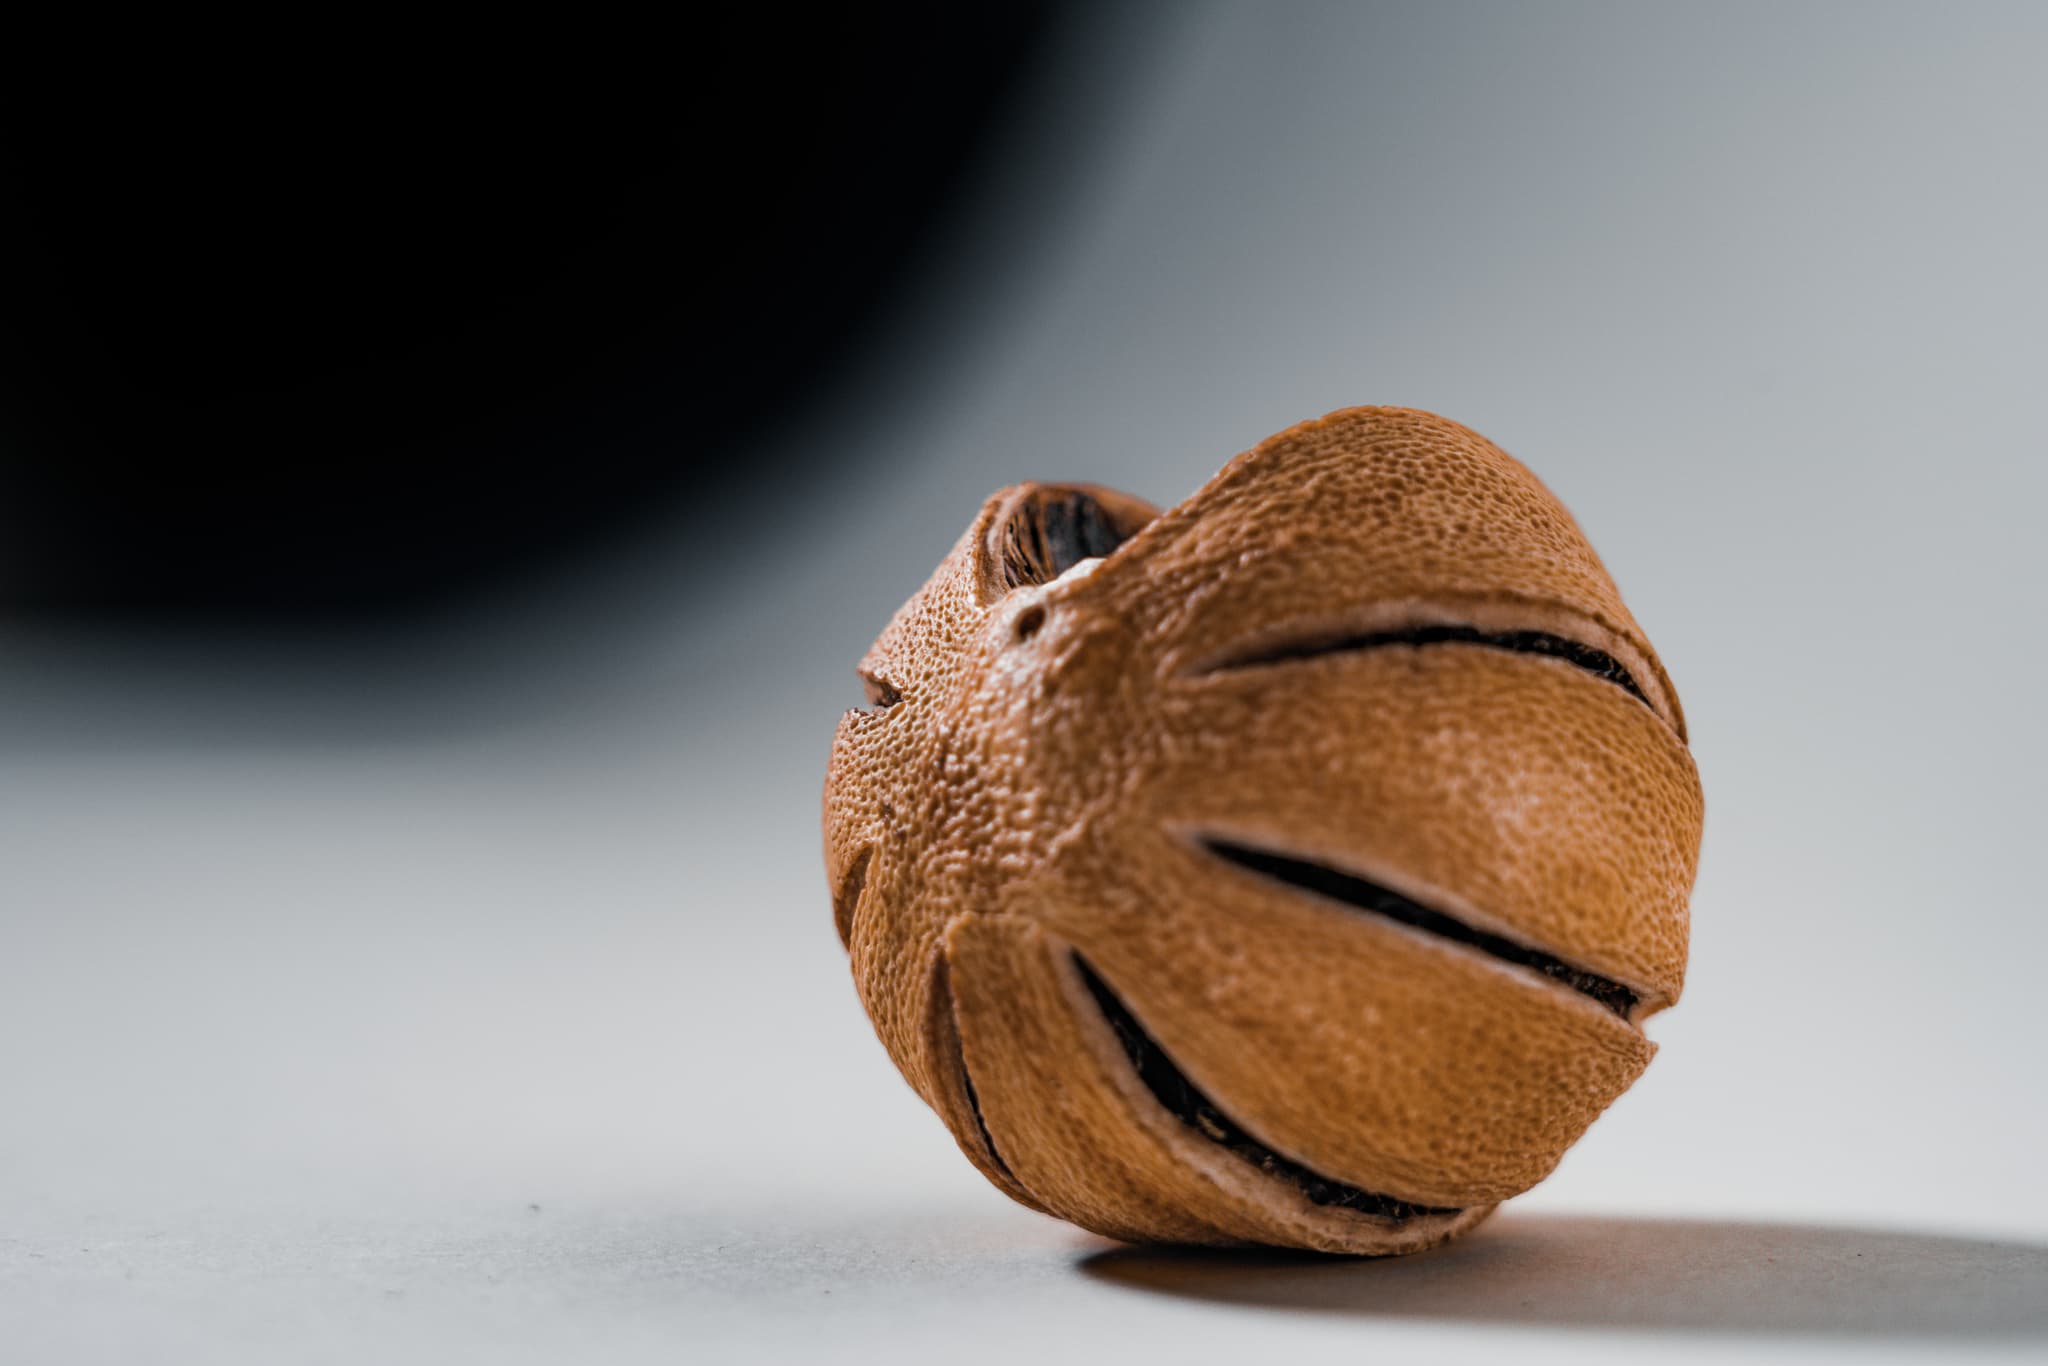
[831,846,874,949]
[934,956,1021,1186]
[1202,839,1640,1019]
[958,1054,1015,1184]
[1205,623,1652,709]
[1072,953,1460,1222]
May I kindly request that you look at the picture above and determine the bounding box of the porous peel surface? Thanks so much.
[823,407,1703,1254]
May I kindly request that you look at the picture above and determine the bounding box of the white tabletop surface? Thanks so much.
[7,4,2048,1361]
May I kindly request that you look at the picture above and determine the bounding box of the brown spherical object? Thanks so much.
[823,406,1703,1255]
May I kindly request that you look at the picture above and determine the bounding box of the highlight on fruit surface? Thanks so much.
[823,406,1703,1255]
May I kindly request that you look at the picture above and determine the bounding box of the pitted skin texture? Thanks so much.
[823,407,1704,1254]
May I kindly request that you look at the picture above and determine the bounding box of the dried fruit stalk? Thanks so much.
[823,406,1703,1254]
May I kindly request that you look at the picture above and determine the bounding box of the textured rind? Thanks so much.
[823,406,1704,1254]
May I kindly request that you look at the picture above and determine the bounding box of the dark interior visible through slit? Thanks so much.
[1208,623,1651,709]
[1073,953,1460,1222]
[934,955,1022,1187]
[958,1056,1013,1183]
[1203,839,1640,1018]
[992,487,1139,590]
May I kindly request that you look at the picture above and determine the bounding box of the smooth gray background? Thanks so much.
[5,3,2047,1361]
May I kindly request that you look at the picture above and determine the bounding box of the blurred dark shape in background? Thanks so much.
[0,10,1062,621]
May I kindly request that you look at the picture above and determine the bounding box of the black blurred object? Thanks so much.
[0,12,1062,619]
